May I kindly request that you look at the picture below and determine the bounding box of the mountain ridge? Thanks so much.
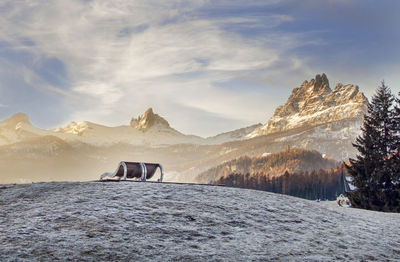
[248,73,368,138]
[0,108,258,147]
[0,73,369,183]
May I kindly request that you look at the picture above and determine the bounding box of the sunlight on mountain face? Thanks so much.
[0,74,369,183]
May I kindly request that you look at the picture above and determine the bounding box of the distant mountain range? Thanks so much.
[0,108,259,147]
[0,73,369,183]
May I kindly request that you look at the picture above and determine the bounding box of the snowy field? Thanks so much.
[0,182,399,261]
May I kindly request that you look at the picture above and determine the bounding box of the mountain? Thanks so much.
[52,108,206,146]
[243,73,368,160]
[130,108,171,131]
[129,108,260,144]
[0,108,261,149]
[196,148,338,184]
[248,73,368,138]
[0,74,369,183]
[0,112,30,127]
[0,135,72,157]
[205,123,262,144]
[0,113,56,146]
[0,109,263,183]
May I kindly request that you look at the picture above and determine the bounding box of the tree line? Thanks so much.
[216,164,346,200]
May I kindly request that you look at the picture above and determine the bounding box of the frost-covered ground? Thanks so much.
[0,182,399,261]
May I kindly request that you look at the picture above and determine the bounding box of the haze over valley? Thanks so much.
[0,0,398,186]
[0,74,368,184]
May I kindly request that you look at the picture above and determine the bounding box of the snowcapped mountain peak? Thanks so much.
[130,108,170,131]
[53,121,92,136]
[248,74,368,138]
[0,112,31,128]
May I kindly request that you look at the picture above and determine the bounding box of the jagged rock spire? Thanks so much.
[130,108,170,131]
[248,73,368,137]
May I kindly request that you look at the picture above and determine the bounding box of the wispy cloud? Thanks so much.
[0,0,304,134]
[0,0,398,136]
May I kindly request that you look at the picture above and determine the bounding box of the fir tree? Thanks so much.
[391,91,400,155]
[346,81,398,211]
[389,91,400,210]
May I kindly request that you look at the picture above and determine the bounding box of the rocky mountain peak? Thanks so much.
[53,121,91,136]
[314,73,329,90]
[274,73,332,118]
[130,108,170,131]
[248,74,369,137]
[0,113,31,127]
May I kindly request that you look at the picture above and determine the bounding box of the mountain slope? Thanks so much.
[196,148,338,183]
[0,113,56,146]
[205,123,262,144]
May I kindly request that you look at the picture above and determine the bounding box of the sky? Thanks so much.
[0,0,399,137]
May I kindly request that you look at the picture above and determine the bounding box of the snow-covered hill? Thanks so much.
[0,182,399,261]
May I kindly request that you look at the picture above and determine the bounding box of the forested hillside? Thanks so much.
[196,148,337,184]
[216,165,347,200]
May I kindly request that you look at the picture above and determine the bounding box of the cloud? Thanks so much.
[0,0,307,134]
[0,0,398,136]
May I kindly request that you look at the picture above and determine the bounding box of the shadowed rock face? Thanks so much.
[249,73,368,137]
[130,108,171,131]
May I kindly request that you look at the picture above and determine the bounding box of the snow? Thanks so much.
[266,102,364,136]
[247,79,368,140]
[1,116,251,148]
[206,124,261,144]
[345,176,357,191]
[219,147,237,155]
[1,182,399,261]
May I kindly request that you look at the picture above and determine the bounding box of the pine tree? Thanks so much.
[346,81,398,211]
[388,91,400,211]
[391,91,400,157]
